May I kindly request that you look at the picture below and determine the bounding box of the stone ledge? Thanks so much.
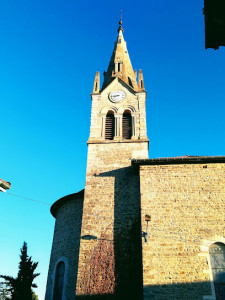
[87,138,149,144]
[132,155,225,172]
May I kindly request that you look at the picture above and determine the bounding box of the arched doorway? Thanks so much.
[210,242,225,299]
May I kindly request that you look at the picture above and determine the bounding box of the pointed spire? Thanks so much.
[118,10,123,32]
[92,72,100,94]
[102,16,138,91]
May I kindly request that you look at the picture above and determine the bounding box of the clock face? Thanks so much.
[109,90,126,103]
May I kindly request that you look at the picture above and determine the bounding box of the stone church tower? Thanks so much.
[45,19,148,300]
[45,16,225,300]
[75,18,148,298]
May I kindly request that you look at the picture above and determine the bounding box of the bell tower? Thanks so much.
[76,19,149,298]
[88,18,148,144]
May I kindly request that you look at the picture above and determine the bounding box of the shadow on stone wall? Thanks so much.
[80,166,143,300]
[75,295,114,300]
[75,167,224,300]
[75,280,219,300]
[75,280,220,300]
[112,167,142,300]
[143,281,216,300]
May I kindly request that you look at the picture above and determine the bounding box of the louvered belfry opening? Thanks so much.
[105,111,115,140]
[122,110,132,139]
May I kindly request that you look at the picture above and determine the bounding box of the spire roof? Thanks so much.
[101,18,138,91]
[118,10,123,32]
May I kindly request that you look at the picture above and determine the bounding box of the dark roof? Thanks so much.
[51,189,84,218]
[132,155,225,172]
[204,0,225,49]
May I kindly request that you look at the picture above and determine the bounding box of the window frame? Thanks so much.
[105,110,115,140]
[51,257,68,300]
[209,242,225,300]
[122,110,132,140]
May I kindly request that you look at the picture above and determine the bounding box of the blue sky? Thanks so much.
[0,0,224,299]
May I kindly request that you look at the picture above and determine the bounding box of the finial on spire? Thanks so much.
[118,10,123,32]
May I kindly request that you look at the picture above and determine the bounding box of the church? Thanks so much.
[45,19,225,300]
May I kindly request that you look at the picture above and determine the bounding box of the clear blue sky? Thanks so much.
[0,0,224,299]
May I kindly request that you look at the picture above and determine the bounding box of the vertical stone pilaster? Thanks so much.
[114,114,121,139]
[101,115,106,139]
[131,115,135,138]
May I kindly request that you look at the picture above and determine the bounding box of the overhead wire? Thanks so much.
[4,192,51,206]
[1,163,220,246]
[1,192,217,246]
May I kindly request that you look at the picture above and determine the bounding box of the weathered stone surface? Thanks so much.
[45,194,83,300]
[76,141,148,299]
[45,20,225,300]
[140,163,225,300]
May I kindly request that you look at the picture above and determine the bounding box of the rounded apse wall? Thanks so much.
[45,190,84,300]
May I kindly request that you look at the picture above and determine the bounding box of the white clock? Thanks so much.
[109,90,126,103]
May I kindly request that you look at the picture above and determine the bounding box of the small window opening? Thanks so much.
[118,63,121,72]
[95,82,98,91]
[122,110,132,139]
[210,243,225,299]
[105,111,115,140]
[128,77,133,88]
[118,39,121,44]
[53,261,65,300]
[141,80,143,88]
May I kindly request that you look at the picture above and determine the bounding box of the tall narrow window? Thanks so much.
[105,111,115,140]
[53,261,65,300]
[210,243,225,300]
[128,77,133,88]
[118,62,122,72]
[122,110,132,139]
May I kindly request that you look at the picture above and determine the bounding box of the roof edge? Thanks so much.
[50,189,84,218]
[132,155,225,172]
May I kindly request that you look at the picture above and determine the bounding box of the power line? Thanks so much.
[3,193,216,246]
[5,192,51,206]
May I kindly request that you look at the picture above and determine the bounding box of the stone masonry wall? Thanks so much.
[76,141,148,299]
[45,195,83,300]
[140,163,225,300]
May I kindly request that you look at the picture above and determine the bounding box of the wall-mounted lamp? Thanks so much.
[143,214,151,243]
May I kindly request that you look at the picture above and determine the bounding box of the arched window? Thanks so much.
[122,110,132,139]
[210,243,225,300]
[105,111,115,140]
[53,261,65,300]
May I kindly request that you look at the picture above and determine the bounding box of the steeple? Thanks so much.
[89,17,148,144]
[102,17,139,91]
